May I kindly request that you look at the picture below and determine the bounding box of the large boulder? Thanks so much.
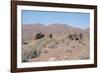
[35,32,45,40]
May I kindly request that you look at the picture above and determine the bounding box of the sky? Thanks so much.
[22,10,90,29]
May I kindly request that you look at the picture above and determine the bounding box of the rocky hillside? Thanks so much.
[22,23,90,62]
[22,23,88,42]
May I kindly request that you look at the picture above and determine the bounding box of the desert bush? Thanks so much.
[47,44,56,49]
[22,44,41,62]
[22,37,53,61]
[22,49,41,62]
[46,39,58,49]
[22,57,29,62]
[27,50,41,59]
[31,37,55,50]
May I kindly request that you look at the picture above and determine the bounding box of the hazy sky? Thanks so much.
[22,10,90,29]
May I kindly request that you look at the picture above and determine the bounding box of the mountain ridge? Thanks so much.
[22,23,89,41]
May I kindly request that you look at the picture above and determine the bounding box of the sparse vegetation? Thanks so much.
[22,24,90,62]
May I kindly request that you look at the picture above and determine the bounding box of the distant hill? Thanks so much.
[47,23,84,33]
[85,27,90,32]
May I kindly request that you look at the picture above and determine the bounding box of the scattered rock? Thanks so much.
[35,32,45,40]
[23,41,28,45]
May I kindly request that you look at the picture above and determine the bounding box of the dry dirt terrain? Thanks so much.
[22,24,90,62]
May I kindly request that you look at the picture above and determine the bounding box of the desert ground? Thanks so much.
[22,23,90,62]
